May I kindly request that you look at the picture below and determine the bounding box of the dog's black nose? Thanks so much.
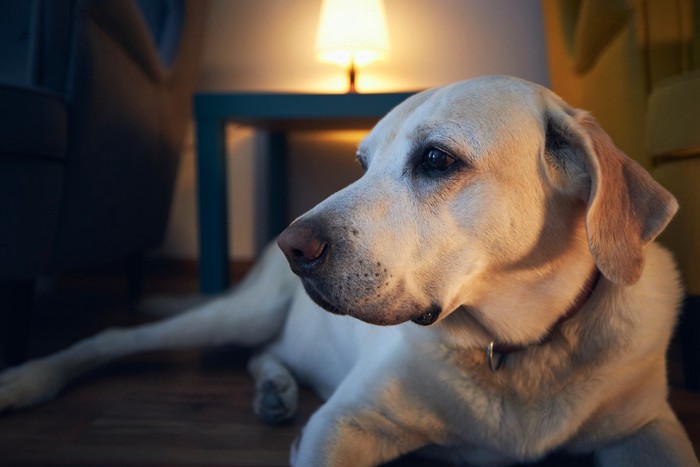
[277,222,329,276]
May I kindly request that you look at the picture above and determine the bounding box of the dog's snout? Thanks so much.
[277,222,329,276]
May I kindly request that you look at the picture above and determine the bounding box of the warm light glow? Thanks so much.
[265,72,400,94]
[315,0,391,68]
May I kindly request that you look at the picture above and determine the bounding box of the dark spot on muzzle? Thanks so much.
[411,305,441,326]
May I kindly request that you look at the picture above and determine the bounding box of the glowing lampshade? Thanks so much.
[315,0,391,92]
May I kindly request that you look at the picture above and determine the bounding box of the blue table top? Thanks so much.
[194,91,417,126]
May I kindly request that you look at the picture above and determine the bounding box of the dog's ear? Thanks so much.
[542,101,678,285]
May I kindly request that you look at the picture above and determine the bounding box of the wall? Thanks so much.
[156,0,550,260]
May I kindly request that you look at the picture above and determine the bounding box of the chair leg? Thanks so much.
[680,295,700,391]
[0,279,35,367]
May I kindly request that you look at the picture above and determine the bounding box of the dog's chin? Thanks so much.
[301,280,442,327]
[301,280,346,316]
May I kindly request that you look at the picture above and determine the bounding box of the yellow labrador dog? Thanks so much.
[1,76,697,466]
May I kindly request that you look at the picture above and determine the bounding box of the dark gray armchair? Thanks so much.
[0,0,207,364]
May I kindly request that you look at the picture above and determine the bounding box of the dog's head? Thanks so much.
[277,76,677,339]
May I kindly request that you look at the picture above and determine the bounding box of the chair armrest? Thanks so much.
[83,0,170,82]
[648,70,700,164]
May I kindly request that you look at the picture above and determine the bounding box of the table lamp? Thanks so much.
[315,0,391,93]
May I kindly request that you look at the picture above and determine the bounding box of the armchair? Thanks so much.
[543,0,700,389]
[0,0,207,364]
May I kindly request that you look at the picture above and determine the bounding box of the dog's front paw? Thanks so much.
[0,360,65,412]
[253,377,298,425]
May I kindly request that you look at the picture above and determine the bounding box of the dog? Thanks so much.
[0,76,697,466]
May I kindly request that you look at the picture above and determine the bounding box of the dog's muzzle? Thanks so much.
[279,219,442,327]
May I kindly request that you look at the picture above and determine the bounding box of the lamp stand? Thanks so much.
[347,58,357,93]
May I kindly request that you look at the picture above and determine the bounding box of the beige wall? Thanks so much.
[156,0,550,260]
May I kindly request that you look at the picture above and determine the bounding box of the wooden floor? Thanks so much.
[0,263,698,466]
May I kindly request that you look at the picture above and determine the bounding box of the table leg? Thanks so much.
[265,131,289,242]
[195,118,229,294]
[254,130,289,253]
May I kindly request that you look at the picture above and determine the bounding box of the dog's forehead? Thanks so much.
[360,77,543,159]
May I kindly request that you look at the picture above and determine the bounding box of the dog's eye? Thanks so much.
[421,148,455,173]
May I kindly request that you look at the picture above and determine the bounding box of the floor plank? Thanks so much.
[0,349,319,466]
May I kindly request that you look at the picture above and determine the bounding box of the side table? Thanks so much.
[193,91,414,293]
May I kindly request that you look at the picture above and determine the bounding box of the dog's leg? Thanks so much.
[291,401,430,467]
[593,405,699,467]
[289,360,434,467]
[247,351,299,425]
[0,244,298,412]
